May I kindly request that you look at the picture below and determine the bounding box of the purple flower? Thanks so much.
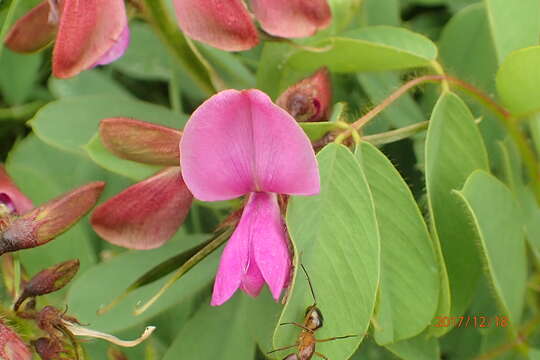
[180,89,320,306]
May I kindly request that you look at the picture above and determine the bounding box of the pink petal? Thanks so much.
[250,192,291,300]
[52,0,128,78]
[251,0,331,38]
[91,168,192,250]
[211,193,276,306]
[100,117,182,167]
[0,320,32,360]
[180,89,320,201]
[173,0,259,51]
[4,0,57,53]
[0,165,33,215]
[94,24,130,66]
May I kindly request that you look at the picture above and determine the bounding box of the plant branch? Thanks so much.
[336,74,540,204]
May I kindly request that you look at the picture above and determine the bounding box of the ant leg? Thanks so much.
[279,322,312,332]
[267,344,298,354]
[315,335,358,343]
[315,352,329,360]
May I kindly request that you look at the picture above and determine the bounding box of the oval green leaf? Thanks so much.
[425,92,489,322]
[287,26,437,73]
[275,144,380,360]
[496,46,540,116]
[356,142,439,345]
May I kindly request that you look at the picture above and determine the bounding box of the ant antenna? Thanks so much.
[300,263,317,305]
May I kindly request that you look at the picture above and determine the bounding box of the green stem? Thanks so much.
[0,0,22,59]
[134,228,232,315]
[0,100,44,120]
[169,70,183,114]
[141,0,215,95]
[363,120,429,145]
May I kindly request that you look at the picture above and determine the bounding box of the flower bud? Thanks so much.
[4,1,57,53]
[99,118,182,166]
[0,320,32,360]
[14,259,80,310]
[32,338,64,360]
[276,67,332,122]
[0,182,105,256]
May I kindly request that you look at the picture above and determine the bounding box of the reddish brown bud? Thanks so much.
[0,320,32,360]
[108,347,128,360]
[4,1,57,53]
[32,338,64,360]
[276,67,332,122]
[91,168,192,249]
[0,182,105,256]
[100,118,182,166]
[14,259,79,310]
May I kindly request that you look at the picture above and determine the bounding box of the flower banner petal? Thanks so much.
[4,0,57,53]
[251,0,331,38]
[180,89,319,201]
[52,0,128,78]
[0,165,33,214]
[100,117,182,166]
[91,168,192,250]
[173,0,259,51]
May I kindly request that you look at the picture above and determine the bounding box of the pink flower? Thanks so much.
[173,0,331,51]
[180,89,320,305]
[0,165,33,216]
[5,0,129,78]
[0,320,32,360]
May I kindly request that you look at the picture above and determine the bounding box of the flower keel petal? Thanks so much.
[0,165,33,214]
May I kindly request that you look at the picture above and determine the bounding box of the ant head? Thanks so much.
[304,305,324,331]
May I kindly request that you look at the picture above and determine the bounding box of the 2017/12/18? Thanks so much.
[432,316,509,328]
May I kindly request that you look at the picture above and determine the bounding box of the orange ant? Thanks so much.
[268,264,357,360]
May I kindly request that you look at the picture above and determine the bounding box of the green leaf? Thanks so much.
[48,69,132,99]
[496,46,540,116]
[276,144,380,360]
[84,134,160,182]
[256,43,295,99]
[287,26,437,73]
[299,122,340,141]
[456,171,526,326]
[356,142,439,344]
[67,234,216,333]
[197,44,255,90]
[385,332,440,360]
[5,135,131,273]
[0,49,41,105]
[30,95,184,156]
[112,23,171,81]
[425,92,489,320]
[484,0,540,64]
[361,0,400,27]
[163,295,254,360]
[439,3,498,92]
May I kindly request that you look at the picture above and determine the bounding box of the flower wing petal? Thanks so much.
[91,168,192,250]
[173,0,258,51]
[94,24,130,66]
[52,0,128,78]
[251,0,331,38]
[250,192,290,301]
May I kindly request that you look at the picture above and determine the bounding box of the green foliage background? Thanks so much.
[1,0,540,359]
